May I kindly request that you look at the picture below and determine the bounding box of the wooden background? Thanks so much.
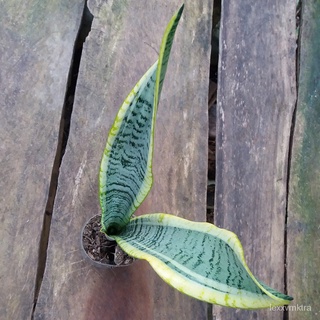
[0,0,319,319]
[214,1,296,319]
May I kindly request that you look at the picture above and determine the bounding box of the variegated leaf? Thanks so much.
[99,5,184,234]
[114,214,293,309]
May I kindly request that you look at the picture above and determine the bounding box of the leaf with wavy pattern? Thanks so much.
[99,5,184,234]
[114,214,293,309]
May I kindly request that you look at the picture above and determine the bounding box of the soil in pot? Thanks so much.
[82,214,134,267]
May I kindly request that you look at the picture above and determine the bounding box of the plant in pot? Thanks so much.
[81,4,293,308]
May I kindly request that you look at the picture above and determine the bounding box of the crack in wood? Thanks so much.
[283,3,301,320]
[31,2,93,319]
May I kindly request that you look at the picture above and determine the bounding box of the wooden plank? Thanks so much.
[287,1,320,319]
[34,1,212,319]
[214,1,296,319]
[0,1,84,319]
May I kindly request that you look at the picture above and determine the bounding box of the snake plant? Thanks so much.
[98,4,293,309]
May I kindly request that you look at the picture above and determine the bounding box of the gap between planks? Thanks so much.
[31,3,93,319]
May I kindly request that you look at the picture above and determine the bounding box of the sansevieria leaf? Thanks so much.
[99,5,184,234]
[113,214,293,309]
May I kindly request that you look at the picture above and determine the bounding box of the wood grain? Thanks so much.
[34,1,211,319]
[214,1,296,319]
[0,0,84,319]
[287,1,320,319]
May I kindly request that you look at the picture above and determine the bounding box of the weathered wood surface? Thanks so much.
[34,1,211,319]
[214,1,296,319]
[0,1,84,319]
[287,1,320,319]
